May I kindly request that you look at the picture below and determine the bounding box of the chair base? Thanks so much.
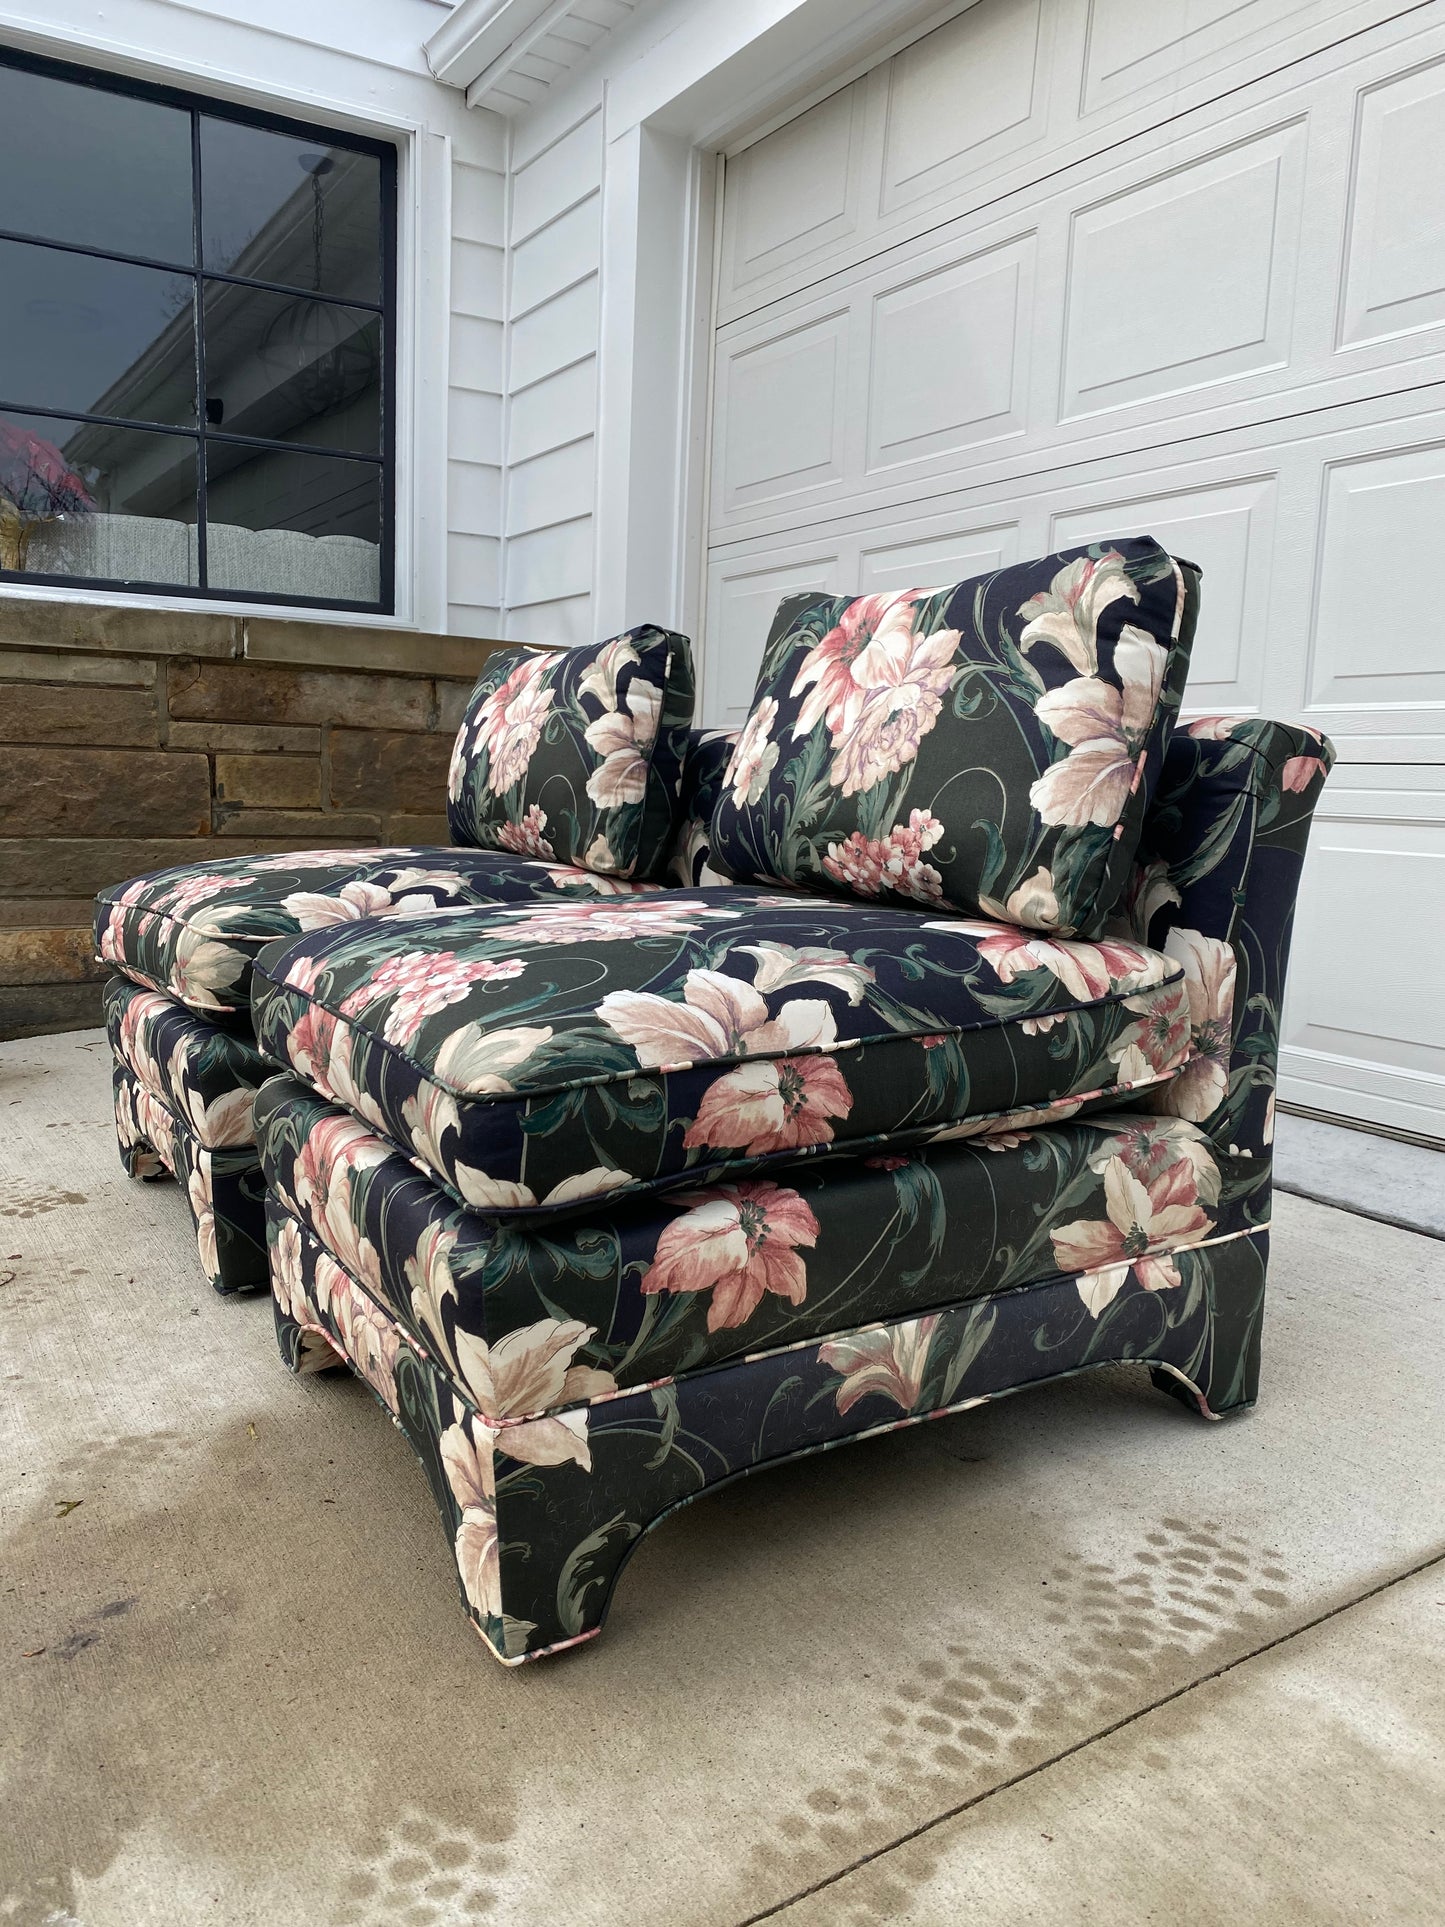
[113,1061,268,1294]
[267,1194,1268,1666]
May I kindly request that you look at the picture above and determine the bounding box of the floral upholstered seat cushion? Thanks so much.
[447,627,696,879]
[708,538,1199,940]
[257,1072,1246,1389]
[249,888,1194,1216]
[105,976,269,1146]
[94,847,662,1017]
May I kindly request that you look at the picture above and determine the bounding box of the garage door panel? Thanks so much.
[704,548,840,728]
[720,80,869,305]
[879,0,1049,217]
[716,309,852,513]
[1281,806,1445,1135]
[866,234,1035,469]
[1079,0,1348,117]
[1060,121,1307,418]
[1340,54,1445,347]
[718,0,1407,326]
[856,522,1022,594]
[714,23,1445,545]
[1308,442,1445,708]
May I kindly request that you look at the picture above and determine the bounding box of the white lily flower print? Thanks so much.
[1030,629,1167,830]
[1017,549,1140,677]
[819,1314,940,1416]
[1151,928,1236,1123]
[600,968,835,1070]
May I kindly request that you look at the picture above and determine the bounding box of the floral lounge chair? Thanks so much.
[92,536,1333,1662]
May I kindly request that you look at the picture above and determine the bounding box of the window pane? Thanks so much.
[204,444,380,601]
[0,61,194,264]
[200,121,381,302]
[0,238,196,426]
[0,409,198,585]
[201,281,381,454]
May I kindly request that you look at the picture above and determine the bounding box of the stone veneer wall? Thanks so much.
[0,601,507,1039]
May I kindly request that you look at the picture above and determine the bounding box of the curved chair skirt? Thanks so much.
[268,1196,1269,1666]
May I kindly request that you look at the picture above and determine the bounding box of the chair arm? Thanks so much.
[1113,716,1335,1161]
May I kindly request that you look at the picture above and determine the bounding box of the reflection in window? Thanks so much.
[0,411,198,586]
[0,48,393,610]
[201,282,382,453]
[205,446,381,598]
[201,123,382,303]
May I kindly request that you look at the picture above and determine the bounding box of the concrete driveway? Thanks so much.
[2,1030,1442,1927]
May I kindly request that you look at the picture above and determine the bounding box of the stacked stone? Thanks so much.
[0,601,502,1038]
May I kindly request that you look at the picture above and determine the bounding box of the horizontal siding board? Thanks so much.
[506,438,595,535]
[507,356,598,466]
[449,313,504,392]
[511,194,601,319]
[505,516,592,605]
[512,111,602,243]
[509,276,599,392]
[449,387,502,466]
[505,593,594,647]
[448,604,503,639]
[451,239,504,321]
[452,162,506,247]
[448,532,500,609]
[450,460,502,536]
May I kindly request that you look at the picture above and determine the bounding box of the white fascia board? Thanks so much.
[426,0,556,87]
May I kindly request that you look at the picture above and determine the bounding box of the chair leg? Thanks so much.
[172,1141,269,1296]
[1150,1228,1268,1420]
[112,1064,168,1181]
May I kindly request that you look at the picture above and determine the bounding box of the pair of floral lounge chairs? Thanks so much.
[93,538,1334,1665]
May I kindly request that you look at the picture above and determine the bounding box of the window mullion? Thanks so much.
[191,106,208,593]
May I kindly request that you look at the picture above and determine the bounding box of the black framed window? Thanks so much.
[0,47,396,612]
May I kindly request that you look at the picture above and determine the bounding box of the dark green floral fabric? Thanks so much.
[95,845,664,1018]
[257,711,1332,1662]
[250,893,1192,1215]
[105,976,269,1141]
[709,538,1199,939]
[669,727,738,887]
[1117,714,1336,1160]
[95,721,734,1299]
[446,627,696,879]
[111,1057,267,1295]
[270,1193,1270,1664]
[257,1071,1253,1391]
[105,976,271,1292]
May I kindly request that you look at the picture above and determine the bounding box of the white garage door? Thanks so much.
[702,0,1445,1140]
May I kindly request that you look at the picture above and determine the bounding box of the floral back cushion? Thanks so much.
[447,626,695,880]
[708,539,1199,939]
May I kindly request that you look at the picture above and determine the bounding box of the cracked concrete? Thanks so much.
[2,1028,1442,1926]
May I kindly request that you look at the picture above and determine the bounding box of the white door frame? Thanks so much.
[588,0,967,644]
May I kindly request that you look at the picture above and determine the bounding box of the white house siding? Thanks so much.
[0,0,507,633]
[502,107,605,646]
[448,149,507,637]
